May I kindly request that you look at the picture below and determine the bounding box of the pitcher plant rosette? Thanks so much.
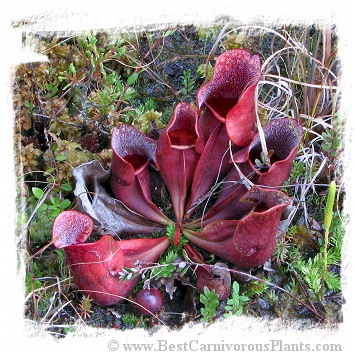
[52,49,303,308]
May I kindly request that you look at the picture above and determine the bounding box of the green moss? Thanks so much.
[44,140,95,181]
[133,110,164,134]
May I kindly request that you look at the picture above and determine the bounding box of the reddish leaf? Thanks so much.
[185,121,236,218]
[184,243,231,300]
[111,124,156,186]
[52,210,93,248]
[183,186,291,268]
[196,49,260,147]
[186,49,261,217]
[197,49,260,121]
[233,118,303,187]
[118,236,170,267]
[195,263,231,301]
[52,210,169,306]
[156,102,203,244]
[63,235,129,306]
[188,161,255,229]
[225,82,258,147]
[111,124,172,226]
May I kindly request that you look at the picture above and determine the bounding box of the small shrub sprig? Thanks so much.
[180,69,195,97]
[32,186,72,219]
[199,286,219,322]
[223,281,249,317]
[118,251,189,286]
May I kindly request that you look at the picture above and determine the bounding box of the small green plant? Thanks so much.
[27,183,72,247]
[254,150,273,170]
[196,62,213,81]
[150,249,179,280]
[287,217,342,301]
[118,247,189,284]
[273,225,297,264]
[243,279,269,298]
[199,286,219,322]
[282,160,305,191]
[180,69,195,97]
[121,313,139,327]
[58,62,80,90]
[25,270,41,296]
[131,98,164,134]
[53,248,67,276]
[223,281,249,317]
[134,98,156,116]
[321,130,341,157]
[32,186,71,219]
[166,225,189,250]
[321,116,344,159]
[299,258,322,297]
[63,327,75,335]
[93,71,137,116]
[44,82,59,99]
[24,100,35,113]
[121,314,146,329]
[293,254,340,301]
[276,199,342,304]
[25,260,53,316]
[327,214,343,264]
[78,295,93,320]
[265,289,278,305]
[78,32,125,80]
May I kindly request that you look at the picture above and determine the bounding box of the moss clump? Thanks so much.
[133,110,164,134]
[43,139,94,181]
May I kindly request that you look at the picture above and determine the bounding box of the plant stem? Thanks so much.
[321,180,336,297]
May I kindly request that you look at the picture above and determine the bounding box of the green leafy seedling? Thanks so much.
[44,83,58,98]
[223,281,249,317]
[31,187,71,219]
[32,187,45,200]
[200,286,219,322]
[180,69,195,97]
